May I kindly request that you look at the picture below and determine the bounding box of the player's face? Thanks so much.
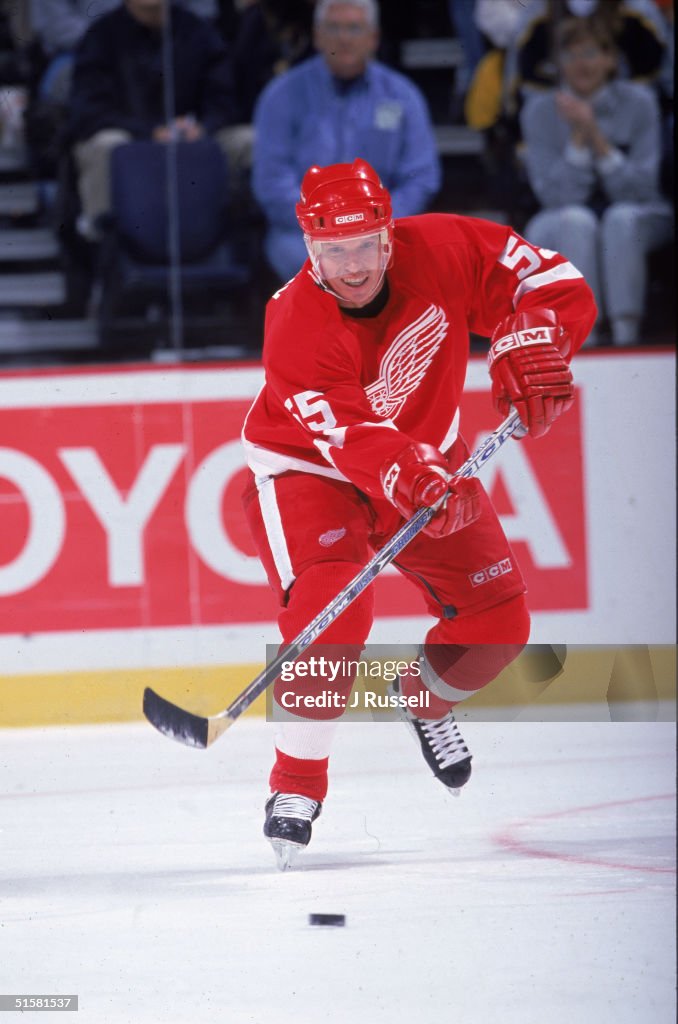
[316,233,386,307]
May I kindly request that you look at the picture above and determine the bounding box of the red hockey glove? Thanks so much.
[380,443,482,539]
[488,308,574,439]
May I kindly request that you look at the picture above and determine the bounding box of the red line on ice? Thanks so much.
[493,793,676,874]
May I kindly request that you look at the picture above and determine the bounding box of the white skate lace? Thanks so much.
[419,716,469,770]
[272,793,318,821]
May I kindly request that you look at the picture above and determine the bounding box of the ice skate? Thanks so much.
[263,792,322,871]
[393,677,472,794]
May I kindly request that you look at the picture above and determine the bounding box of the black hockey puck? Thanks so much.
[308,913,346,927]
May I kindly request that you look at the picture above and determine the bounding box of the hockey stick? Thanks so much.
[143,408,525,748]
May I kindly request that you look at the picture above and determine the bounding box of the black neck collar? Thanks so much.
[340,278,390,319]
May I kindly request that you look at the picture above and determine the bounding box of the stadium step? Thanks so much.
[0,271,66,307]
[400,38,463,70]
[0,180,41,218]
[0,317,97,355]
[0,146,29,176]
[0,227,59,262]
[434,125,485,157]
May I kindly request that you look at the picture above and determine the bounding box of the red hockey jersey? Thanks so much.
[242,213,596,499]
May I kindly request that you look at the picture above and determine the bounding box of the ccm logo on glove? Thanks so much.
[490,326,554,355]
[488,307,574,440]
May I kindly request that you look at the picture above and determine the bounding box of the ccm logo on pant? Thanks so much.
[469,558,513,587]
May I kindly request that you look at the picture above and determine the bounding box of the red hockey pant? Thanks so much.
[243,462,530,801]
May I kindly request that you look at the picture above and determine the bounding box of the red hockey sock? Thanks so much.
[270,748,329,802]
[401,594,530,719]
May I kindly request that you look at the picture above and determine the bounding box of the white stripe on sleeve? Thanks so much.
[513,261,583,306]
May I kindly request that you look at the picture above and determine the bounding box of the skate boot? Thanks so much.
[393,677,472,794]
[263,792,322,871]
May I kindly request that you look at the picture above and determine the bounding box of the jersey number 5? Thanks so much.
[498,234,543,281]
[285,390,337,432]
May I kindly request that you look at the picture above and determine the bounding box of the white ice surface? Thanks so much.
[0,718,675,1024]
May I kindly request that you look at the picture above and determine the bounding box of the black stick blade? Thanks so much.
[143,688,209,749]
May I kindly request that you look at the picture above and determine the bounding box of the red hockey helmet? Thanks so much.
[296,160,394,300]
[296,159,393,240]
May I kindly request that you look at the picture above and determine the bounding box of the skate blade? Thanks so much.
[269,839,304,871]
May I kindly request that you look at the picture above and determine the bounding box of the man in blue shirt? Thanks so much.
[252,0,442,282]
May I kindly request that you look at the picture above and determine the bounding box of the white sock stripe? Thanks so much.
[421,653,477,703]
[275,720,339,760]
[424,676,477,704]
[256,476,296,591]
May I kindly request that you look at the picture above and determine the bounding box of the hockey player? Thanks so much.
[242,159,596,868]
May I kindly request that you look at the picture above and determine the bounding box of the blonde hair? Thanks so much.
[556,16,617,56]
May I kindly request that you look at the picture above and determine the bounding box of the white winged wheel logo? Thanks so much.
[364,304,449,419]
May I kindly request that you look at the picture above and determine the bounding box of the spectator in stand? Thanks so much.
[504,0,669,123]
[232,0,315,122]
[463,0,525,131]
[655,0,673,196]
[446,0,487,121]
[24,0,220,180]
[30,0,218,104]
[251,0,441,283]
[67,0,237,239]
[1,2,28,151]
[520,17,673,346]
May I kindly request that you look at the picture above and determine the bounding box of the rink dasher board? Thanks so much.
[0,351,674,726]
[0,645,675,727]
